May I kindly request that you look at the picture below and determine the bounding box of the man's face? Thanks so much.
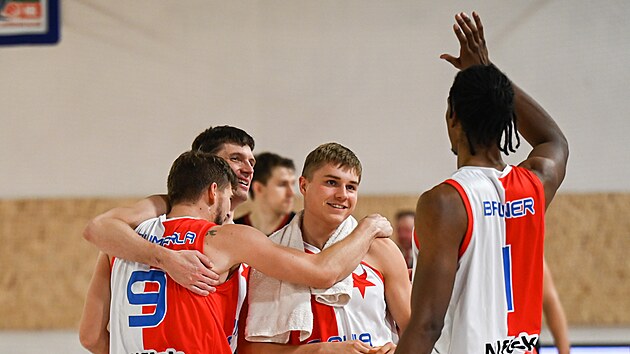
[300,163,359,228]
[212,185,233,225]
[396,215,414,249]
[214,143,255,208]
[256,166,296,216]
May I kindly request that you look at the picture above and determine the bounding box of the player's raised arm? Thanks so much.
[513,82,569,207]
[440,11,569,207]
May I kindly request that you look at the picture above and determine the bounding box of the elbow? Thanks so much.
[83,219,97,244]
[312,268,339,289]
[559,134,569,160]
[79,328,101,352]
[83,215,107,246]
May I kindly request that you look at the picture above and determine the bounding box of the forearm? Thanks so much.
[84,216,172,268]
[512,83,568,152]
[396,324,441,354]
[85,334,109,354]
[318,221,376,284]
[547,311,570,354]
[544,290,570,354]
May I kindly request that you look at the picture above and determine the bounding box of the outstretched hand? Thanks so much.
[440,11,490,70]
[162,249,220,296]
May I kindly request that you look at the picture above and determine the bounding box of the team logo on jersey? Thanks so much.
[352,269,376,298]
[138,231,197,246]
[132,349,184,354]
[484,333,538,354]
[307,333,373,346]
[482,197,535,219]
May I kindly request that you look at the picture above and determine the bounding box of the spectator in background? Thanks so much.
[394,210,415,268]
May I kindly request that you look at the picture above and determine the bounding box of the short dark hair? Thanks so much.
[167,150,238,205]
[191,125,255,155]
[301,142,362,182]
[250,152,295,199]
[449,64,520,156]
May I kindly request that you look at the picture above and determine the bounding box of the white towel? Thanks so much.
[310,215,357,306]
[245,211,357,343]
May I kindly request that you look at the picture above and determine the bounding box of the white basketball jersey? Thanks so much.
[412,165,545,354]
[286,243,398,347]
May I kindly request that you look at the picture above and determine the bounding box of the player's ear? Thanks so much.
[207,182,218,204]
[298,176,308,195]
[252,180,264,196]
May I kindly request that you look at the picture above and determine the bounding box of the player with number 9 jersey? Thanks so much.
[110,215,238,354]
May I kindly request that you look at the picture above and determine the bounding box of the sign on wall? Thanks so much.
[0,0,59,45]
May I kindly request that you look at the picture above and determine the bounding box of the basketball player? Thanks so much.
[240,143,411,354]
[79,151,392,354]
[83,125,256,296]
[235,152,297,235]
[396,12,569,354]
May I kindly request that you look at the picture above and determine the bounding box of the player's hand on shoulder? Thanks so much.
[360,214,393,239]
[162,249,219,296]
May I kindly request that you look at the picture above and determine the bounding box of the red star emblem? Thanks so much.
[240,264,250,278]
[352,269,376,298]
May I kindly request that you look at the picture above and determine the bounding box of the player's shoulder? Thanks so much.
[369,237,400,255]
[418,182,464,214]
[367,238,407,274]
[211,223,266,242]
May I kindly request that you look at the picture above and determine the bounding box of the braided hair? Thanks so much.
[448,65,520,156]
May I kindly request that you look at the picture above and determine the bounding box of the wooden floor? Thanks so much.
[0,327,628,353]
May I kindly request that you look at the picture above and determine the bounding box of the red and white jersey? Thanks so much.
[109,215,239,354]
[412,165,545,354]
[286,242,398,347]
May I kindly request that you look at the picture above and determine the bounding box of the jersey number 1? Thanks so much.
[127,269,167,327]
[502,245,515,312]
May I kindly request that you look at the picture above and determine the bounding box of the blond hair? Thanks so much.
[301,142,362,181]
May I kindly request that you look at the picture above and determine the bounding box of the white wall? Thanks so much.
[1,0,628,198]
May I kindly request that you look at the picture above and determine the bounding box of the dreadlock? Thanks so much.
[448,65,520,156]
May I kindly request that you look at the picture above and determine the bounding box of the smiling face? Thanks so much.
[214,143,256,209]
[300,163,359,228]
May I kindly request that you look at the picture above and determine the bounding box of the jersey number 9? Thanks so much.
[127,269,167,327]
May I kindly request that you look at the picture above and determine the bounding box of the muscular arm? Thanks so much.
[514,83,569,208]
[83,195,218,295]
[79,252,111,354]
[543,259,571,354]
[370,238,412,335]
[395,185,467,354]
[83,195,170,267]
[216,215,390,289]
